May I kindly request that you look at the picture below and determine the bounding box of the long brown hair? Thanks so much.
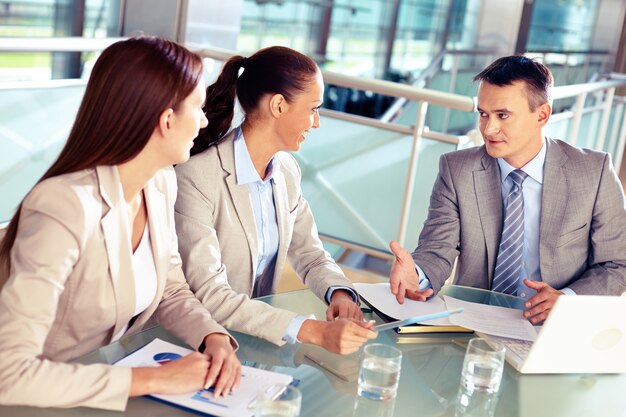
[0,36,203,274]
[191,46,319,155]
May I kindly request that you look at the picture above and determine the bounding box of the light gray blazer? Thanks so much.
[413,137,626,295]
[175,131,354,345]
[0,165,233,410]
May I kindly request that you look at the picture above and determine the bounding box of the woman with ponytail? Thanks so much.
[175,46,376,354]
[0,37,240,410]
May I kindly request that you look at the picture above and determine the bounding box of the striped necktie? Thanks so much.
[492,169,529,295]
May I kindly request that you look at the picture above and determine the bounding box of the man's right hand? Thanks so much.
[389,240,433,304]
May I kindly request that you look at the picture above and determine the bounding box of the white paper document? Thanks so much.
[354,282,453,325]
[114,338,294,417]
[443,296,538,341]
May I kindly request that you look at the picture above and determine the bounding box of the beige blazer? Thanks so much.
[0,165,233,410]
[175,131,354,345]
[414,138,626,294]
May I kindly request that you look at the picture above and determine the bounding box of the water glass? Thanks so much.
[460,338,505,394]
[255,384,301,417]
[358,343,402,401]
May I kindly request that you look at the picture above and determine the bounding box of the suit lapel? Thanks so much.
[539,138,569,280]
[139,178,167,322]
[271,160,290,286]
[96,165,135,340]
[473,151,503,285]
[218,135,259,281]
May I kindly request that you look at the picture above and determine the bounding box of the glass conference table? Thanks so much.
[3,286,626,417]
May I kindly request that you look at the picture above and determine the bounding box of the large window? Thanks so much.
[239,1,320,54]
[239,0,481,79]
[0,0,121,81]
[391,0,451,75]
[527,0,598,51]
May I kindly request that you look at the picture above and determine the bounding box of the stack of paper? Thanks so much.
[355,282,538,340]
[443,296,537,341]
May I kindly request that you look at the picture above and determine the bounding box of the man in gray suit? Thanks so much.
[390,56,626,324]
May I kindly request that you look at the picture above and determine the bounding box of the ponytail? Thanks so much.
[191,55,246,155]
[191,46,318,156]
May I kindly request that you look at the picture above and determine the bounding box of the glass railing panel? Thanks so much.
[544,100,625,163]
[296,116,457,252]
[544,118,571,143]
[422,72,452,131]
[576,110,601,150]
[0,84,85,221]
[395,100,419,126]
[606,102,625,157]
[396,70,478,134]
[429,70,478,133]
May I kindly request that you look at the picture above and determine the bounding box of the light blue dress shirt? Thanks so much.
[234,130,311,344]
[234,130,280,280]
[234,129,359,344]
[417,139,574,299]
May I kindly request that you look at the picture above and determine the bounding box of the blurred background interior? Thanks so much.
[1,0,626,288]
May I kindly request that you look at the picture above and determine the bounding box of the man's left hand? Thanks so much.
[327,290,363,321]
[523,279,563,324]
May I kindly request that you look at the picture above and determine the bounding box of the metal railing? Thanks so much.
[526,49,614,85]
[0,37,125,52]
[197,47,477,250]
[381,48,496,124]
[2,37,626,258]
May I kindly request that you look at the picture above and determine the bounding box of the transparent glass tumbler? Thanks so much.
[358,343,402,401]
[460,338,505,394]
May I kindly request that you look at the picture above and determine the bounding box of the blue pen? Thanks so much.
[373,308,464,332]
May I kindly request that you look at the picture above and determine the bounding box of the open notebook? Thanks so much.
[355,282,471,334]
[479,295,626,374]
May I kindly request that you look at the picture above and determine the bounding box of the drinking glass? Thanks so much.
[460,338,505,394]
[358,343,402,401]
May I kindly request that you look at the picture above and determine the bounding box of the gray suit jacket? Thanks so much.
[0,166,233,410]
[413,137,626,295]
[175,131,354,345]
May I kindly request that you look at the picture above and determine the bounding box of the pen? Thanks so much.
[373,308,464,332]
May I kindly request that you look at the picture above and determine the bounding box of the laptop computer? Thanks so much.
[478,295,626,374]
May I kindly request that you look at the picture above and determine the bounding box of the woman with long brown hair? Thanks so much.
[175,46,376,353]
[0,37,240,410]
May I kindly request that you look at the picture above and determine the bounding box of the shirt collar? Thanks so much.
[496,137,546,185]
[233,126,277,185]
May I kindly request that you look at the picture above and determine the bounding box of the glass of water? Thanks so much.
[358,343,402,401]
[254,384,301,417]
[460,338,505,394]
